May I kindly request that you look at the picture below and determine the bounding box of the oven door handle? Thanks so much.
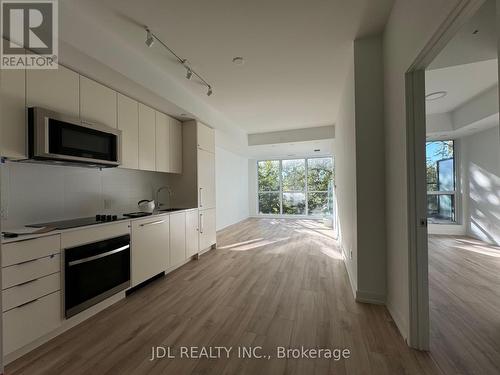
[68,244,130,267]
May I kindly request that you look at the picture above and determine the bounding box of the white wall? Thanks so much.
[0,162,171,229]
[463,126,500,245]
[248,160,258,216]
[334,35,387,303]
[383,0,463,340]
[334,47,358,294]
[215,147,249,231]
[353,35,387,303]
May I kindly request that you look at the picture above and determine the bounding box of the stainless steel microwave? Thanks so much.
[28,107,122,167]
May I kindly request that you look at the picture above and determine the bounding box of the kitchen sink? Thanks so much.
[158,208,187,212]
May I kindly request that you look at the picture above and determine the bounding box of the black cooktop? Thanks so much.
[27,215,129,230]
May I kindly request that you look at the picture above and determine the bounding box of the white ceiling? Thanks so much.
[425,59,498,115]
[247,140,334,159]
[60,0,394,134]
[429,0,496,70]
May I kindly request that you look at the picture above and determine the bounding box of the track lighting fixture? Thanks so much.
[144,27,214,97]
[145,28,154,47]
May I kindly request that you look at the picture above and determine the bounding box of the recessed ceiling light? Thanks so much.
[232,57,245,65]
[425,91,447,101]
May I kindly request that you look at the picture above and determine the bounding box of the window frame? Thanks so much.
[257,159,282,215]
[425,140,459,224]
[256,156,334,218]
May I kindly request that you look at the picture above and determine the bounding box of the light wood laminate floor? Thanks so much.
[428,235,500,375]
[7,219,441,375]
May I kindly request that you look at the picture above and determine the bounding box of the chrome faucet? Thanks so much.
[156,186,173,209]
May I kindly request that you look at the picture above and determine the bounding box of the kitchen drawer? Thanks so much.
[2,254,60,289]
[2,235,60,267]
[3,273,60,312]
[3,291,61,355]
[61,221,130,249]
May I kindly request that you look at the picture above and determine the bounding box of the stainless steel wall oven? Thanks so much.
[64,234,130,318]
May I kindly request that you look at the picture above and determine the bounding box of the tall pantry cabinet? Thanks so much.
[171,121,216,253]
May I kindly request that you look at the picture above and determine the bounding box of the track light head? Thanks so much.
[145,28,154,47]
[207,86,213,96]
[186,68,193,80]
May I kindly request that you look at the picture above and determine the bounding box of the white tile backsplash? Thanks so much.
[0,161,170,229]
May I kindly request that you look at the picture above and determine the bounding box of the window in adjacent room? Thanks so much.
[426,140,456,223]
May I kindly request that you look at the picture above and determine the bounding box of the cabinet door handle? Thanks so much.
[14,258,39,266]
[139,220,165,227]
[200,213,204,234]
[68,245,130,267]
[15,298,39,309]
[15,278,40,287]
[199,187,203,207]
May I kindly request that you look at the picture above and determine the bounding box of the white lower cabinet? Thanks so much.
[2,254,60,289]
[199,208,216,251]
[2,273,60,312]
[170,212,186,268]
[186,210,199,257]
[2,235,62,355]
[0,209,203,358]
[3,291,61,355]
[131,216,170,286]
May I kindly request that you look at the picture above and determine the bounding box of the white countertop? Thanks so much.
[1,207,198,244]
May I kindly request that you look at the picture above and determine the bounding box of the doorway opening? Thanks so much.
[424,1,500,372]
[407,0,500,373]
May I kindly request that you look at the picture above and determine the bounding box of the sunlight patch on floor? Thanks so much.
[455,244,500,258]
[223,237,290,251]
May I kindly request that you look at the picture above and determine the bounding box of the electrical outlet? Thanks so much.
[0,206,7,219]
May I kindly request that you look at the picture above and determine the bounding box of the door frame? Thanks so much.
[405,0,488,350]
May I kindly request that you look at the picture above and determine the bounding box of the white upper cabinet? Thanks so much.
[197,149,216,209]
[27,65,80,117]
[169,117,183,174]
[0,58,26,159]
[80,76,117,128]
[117,94,139,169]
[197,122,215,153]
[138,103,156,171]
[155,111,170,173]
